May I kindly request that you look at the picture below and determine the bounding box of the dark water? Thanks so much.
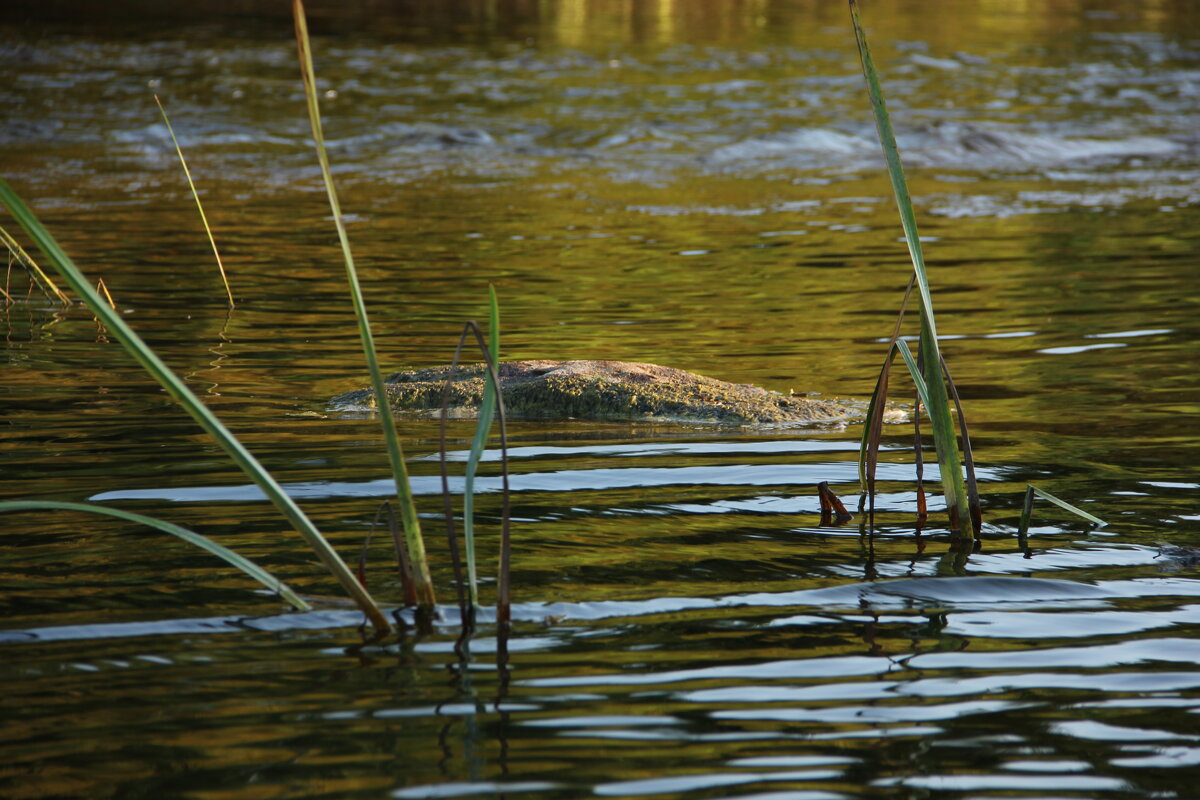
[3,1,1200,797]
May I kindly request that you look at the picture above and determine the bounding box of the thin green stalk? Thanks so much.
[462,285,500,608]
[849,0,971,533]
[0,501,310,611]
[0,178,391,632]
[154,95,235,308]
[293,0,435,608]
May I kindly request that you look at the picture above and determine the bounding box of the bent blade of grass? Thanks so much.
[0,501,310,611]
[0,178,390,632]
[1,223,70,304]
[293,0,435,609]
[1017,484,1107,539]
[154,95,234,308]
[849,0,971,533]
[462,285,501,608]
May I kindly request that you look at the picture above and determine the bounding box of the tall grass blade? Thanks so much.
[1,223,70,304]
[462,286,501,608]
[849,0,971,533]
[154,95,235,308]
[438,316,512,620]
[293,0,435,608]
[0,177,390,632]
[0,500,310,611]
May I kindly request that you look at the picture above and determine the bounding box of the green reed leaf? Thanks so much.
[849,0,972,534]
[0,177,390,632]
[0,501,310,611]
[462,285,501,609]
[293,0,435,609]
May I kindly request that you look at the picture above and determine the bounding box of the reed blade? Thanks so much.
[154,95,235,308]
[0,501,310,611]
[848,0,971,533]
[0,177,390,632]
[293,0,435,609]
[1028,484,1107,529]
[439,314,512,621]
[463,286,501,608]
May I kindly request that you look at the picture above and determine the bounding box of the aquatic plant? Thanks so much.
[848,0,1105,539]
[1,222,70,304]
[0,3,513,632]
[848,0,975,536]
[436,296,511,623]
[461,285,502,610]
[293,0,437,610]
[0,177,392,631]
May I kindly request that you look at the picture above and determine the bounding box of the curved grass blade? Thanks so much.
[1017,484,1107,538]
[848,0,970,533]
[293,0,434,609]
[0,178,390,632]
[154,95,234,308]
[0,501,310,611]
[894,339,931,412]
[462,285,501,608]
[1,223,70,304]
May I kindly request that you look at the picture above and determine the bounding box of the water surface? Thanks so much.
[2,1,1199,798]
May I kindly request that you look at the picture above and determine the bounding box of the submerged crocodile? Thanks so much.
[332,359,858,425]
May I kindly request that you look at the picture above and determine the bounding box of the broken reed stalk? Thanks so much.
[293,0,436,609]
[438,319,512,624]
[154,95,235,308]
[849,0,973,535]
[0,177,392,632]
[817,481,853,526]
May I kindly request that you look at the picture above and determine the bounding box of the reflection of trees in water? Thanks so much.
[10,0,1197,48]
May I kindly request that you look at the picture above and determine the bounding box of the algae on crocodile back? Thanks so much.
[332,359,858,425]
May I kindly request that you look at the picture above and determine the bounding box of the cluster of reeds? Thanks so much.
[847,0,1103,538]
[0,1,1113,633]
[0,0,510,636]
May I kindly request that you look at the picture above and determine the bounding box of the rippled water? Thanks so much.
[3,1,1200,798]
